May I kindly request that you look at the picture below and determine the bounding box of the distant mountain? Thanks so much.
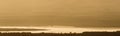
[0,28,48,31]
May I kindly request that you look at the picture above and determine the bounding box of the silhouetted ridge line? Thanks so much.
[0,31,120,36]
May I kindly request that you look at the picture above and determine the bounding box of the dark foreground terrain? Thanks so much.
[0,31,120,36]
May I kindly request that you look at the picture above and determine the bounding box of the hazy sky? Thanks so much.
[0,0,120,27]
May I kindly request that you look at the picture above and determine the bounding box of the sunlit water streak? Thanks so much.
[0,26,120,33]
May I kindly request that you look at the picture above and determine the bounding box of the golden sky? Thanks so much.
[0,0,120,27]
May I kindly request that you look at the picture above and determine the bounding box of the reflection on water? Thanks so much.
[0,26,120,33]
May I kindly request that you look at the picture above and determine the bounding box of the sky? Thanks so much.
[0,0,120,27]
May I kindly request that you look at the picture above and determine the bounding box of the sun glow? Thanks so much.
[0,26,120,33]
